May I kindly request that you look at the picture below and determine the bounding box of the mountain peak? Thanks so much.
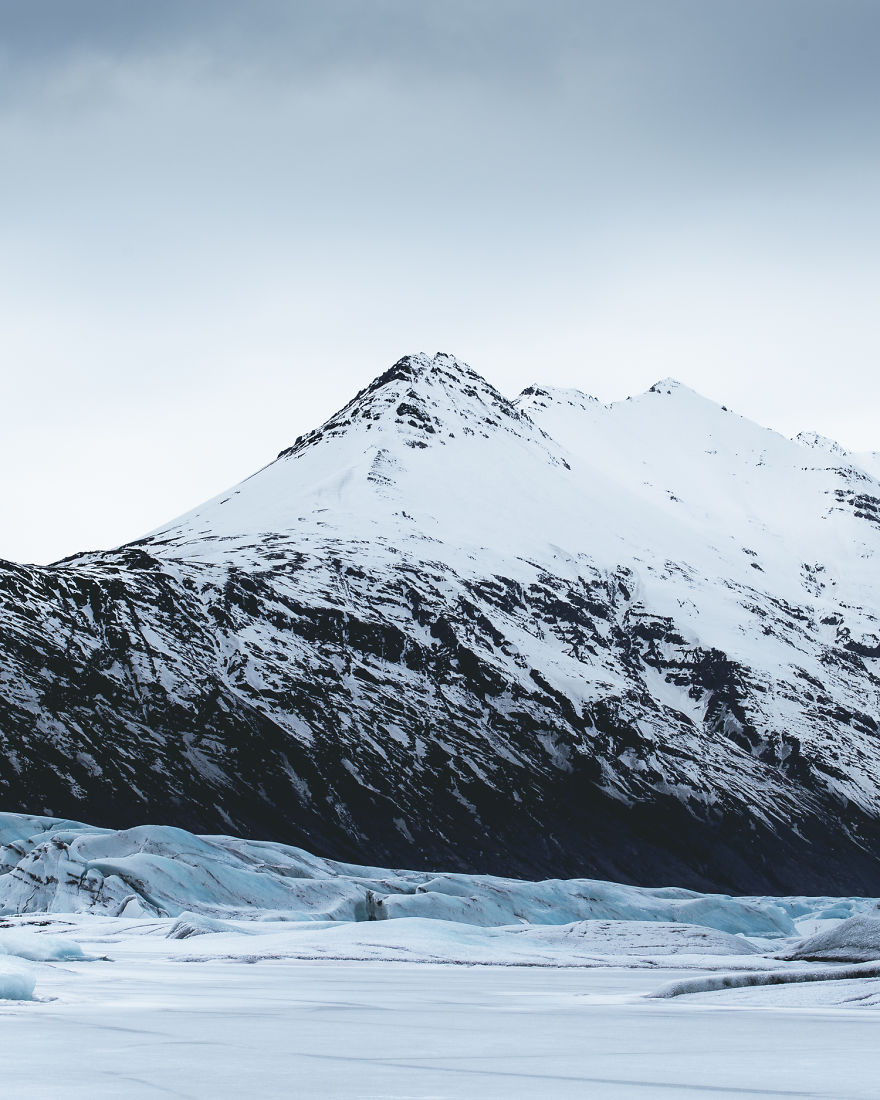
[795,431,850,460]
[516,384,599,416]
[361,351,480,393]
[278,352,528,461]
[647,377,694,397]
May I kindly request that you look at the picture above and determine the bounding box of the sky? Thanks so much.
[2,0,879,564]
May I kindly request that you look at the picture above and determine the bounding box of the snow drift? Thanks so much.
[649,961,880,1000]
[781,915,880,962]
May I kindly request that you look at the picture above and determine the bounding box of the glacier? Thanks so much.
[0,812,846,937]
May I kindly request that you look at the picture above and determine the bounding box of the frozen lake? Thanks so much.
[3,950,880,1099]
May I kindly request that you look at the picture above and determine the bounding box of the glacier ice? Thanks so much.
[0,960,34,1001]
[0,813,809,938]
[0,930,91,962]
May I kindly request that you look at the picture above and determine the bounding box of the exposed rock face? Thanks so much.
[2,353,879,893]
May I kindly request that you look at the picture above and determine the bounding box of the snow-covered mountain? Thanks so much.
[1,352,879,893]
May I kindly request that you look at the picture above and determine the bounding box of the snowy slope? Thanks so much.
[1,353,879,892]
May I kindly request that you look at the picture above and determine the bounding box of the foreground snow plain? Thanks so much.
[3,922,880,1099]
[4,951,880,1100]
[2,816,880,1097]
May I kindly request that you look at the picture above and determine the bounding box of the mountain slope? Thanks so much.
[1,353,879,893]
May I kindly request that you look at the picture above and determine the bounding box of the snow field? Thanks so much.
[3,930,880,1098]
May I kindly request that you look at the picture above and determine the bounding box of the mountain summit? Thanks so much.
[1,354,879,893]
[278,352,533,459]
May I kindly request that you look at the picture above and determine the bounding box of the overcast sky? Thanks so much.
[3,0,879,564]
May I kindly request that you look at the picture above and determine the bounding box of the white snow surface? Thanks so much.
[2,915,880,1097]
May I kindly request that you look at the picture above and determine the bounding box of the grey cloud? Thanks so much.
[4,2,879,116]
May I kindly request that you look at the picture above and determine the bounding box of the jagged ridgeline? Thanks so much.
[1,353,879,893]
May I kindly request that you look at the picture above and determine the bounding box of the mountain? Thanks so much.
[1,352,879,894]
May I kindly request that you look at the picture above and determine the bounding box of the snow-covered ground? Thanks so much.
[3,921,880,1098]
[2,814,880,1096]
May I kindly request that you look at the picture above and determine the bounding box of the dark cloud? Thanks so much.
[2,0,877,194]
[4,1,879,107]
